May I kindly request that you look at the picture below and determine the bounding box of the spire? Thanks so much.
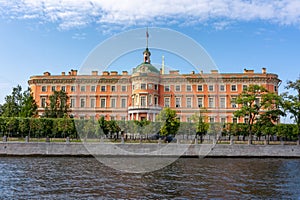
[146,27,149,48]
[162,55,165,74]
[143,27,151,63]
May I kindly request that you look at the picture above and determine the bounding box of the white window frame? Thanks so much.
[186,97,192,108]
[197,85,203,92]
[231,84,237,91]
[164,97,170,107]
[100,98,106,108]
[197,97,203,108]
[175,97,181,108]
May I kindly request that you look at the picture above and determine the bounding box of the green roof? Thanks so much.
[133,62,160,74]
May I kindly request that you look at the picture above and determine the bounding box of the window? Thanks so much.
[186,85,192,92]
[154,84,158,90]
[233,117,237,123]
[197,85,203,91]
[186,97,192,108]
[231,97,237,108]
[111,98,116,108]
[140,96,146,106]
[208,97,215,108]
[121,98,126,108]
[111,85,116,92]
[208,85,214,91]
[121,85,127,92]
[175,85,181,92]
[231,85,237,91]
[141,83,146,89]
[111,116,115,120]
[51,86,56,92]
[91,85,96,92]
[164,97,170,107]
[187,117,192,123]
[148,84,153,89]
[80,86,86,92]
[70,98,76,108]
[100,98,106,108]
[101,86,106,92]
[274,85,278,92]
[244,118,249,124]
[255,98,260,106]
[220,97,226,108]
[61,86,66,92]
[149,95,152,105]
[154,97,158,106]
[41,98,46,108]
[243,85,248,91]
[219,85,225,92]
[121,116,126,121]
[164,85,170,92]
[209,117,215,123]
[221,117,226,123]
[175,97,181,107]
[71,86,76,92]
[41,86,47,92]
[132,85,135,90]
[80,98,85,108]
[197,97,203,108]
[90,98,95,108]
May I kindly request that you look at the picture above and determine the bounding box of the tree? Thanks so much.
[234,85,282,144]
[44,90,70,118]
[19,88,38,117]
[156,108,180,137]
[191,108,209,137]
[0,85,37,117]
[98,116,110,137]
[282,77,300,142]
[1,85,22,117]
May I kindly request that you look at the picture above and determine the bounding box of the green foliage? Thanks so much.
[234,85,283,142]
[156,108,180,136]
[44,90,70,118]
[0,85,37,117]
[191,110,209,136]
[282,77,300,138]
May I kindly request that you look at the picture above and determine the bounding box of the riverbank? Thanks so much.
[1,142,300,158]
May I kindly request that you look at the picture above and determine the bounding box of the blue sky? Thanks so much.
[0,1,300,120]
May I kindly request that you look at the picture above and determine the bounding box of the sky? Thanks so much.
[0,0,300,122]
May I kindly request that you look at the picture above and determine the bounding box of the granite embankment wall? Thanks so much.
[1,142,300,157]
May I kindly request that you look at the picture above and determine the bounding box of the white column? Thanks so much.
[136,113,139,120]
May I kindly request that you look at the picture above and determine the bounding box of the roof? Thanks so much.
[133,62,160,74]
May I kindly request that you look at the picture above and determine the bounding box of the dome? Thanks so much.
[133,62,160,74]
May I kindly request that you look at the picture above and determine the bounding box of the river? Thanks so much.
[0,157,300,199]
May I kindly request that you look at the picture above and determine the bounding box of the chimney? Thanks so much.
[92,71,98,75]
[43,72,51,76]
[122,71,128,75]
[262,67,267,74]
[110,71,118,75]
[191,71,195,74]
[103,71,110,75]
[211,70,218,74]
[61,72,65,76]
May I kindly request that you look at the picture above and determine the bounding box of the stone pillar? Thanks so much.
[121,136,124,144]
[194,136,198,145]
[136,113,139,121]
[46,136,50,143]
[3,136,7,142]
[297,140,300,146]
[66,137,70,144]
[230,138,234,145]
[158,138,161,144]
[25,136,29,143]
[264,139,268,145]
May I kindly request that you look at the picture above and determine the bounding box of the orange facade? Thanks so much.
[28,50,281,123]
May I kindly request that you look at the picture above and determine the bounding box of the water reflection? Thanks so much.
[0,157,300,199]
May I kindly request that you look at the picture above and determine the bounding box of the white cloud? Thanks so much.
[0,0,300,30]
